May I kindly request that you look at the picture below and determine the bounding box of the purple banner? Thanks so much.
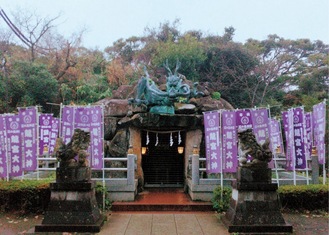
[61,106,75,144]
[203,111,221,173]
[5,114,22,177]
[49,118,60,155]
[74,106,91,131]
[19,107,38,171]
[0,115,7,178]
[313,102,326,164]
[90,106,104,169]
[293,107,307,169]
[269,118,284,154]
[74,106,92,164]
[282,110,295,170]
[251,108,269,145]
[60,105,104,168]
[221,110,238,173]
[236,109,253,131]
[39,114,53,155]
[304,112,312,160]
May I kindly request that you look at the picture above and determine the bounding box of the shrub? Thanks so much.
[212,184,329,213]
[95,182,112,211]
[278,184,329,212]
[0,179,111,214]
[211,91,221,100]
[0,179,51,214]
[211,186,232,212]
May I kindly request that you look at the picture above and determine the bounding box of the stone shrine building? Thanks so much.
[96,68,233,201]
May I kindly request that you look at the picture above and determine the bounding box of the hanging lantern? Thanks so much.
[177,146,184,154]
[142,147,147,155]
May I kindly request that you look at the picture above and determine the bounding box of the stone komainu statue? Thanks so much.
[55,129,91,167]
[237,129,273,168]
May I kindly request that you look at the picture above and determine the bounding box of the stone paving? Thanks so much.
[99,212,229,235]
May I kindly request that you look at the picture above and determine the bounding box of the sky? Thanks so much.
[1,0,329,50]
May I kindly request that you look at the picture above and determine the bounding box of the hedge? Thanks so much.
[212,184,329,213]
[0,179,110,214]
[0,179,51,213]
[278,184,329,211]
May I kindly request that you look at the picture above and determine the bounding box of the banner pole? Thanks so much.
[301,106,310,185]
[59,103,63,139]
[268,105,280,186]
[36,106,40,180]
[18,107,25,181]
[290,108,297,186]
[323,164,326,185]
[101,104,105,211]
[324,99,327,185]
[5,114,9,181]
[219,111,223,203]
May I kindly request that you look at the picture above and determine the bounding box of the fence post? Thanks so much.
[191,153,200,185]
[127,154,136,185]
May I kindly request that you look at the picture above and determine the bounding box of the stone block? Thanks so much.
[56,167,91,183]
[222,167,293,233]
[35,179,105,233]
[237,167,272,183]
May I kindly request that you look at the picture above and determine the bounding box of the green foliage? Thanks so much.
[7,61,58,111]
[278,184,329,212]
[152,34,206,82]
[59,83,74,105]
[1,17,328,111]
[211,186,232,212]
[0,179,52,214]
[0,179,112,214]
[76,75,112,104]
[211,91,221,100]
[212,184,329,213]
[199,44,259,108]
[95,183,112,211]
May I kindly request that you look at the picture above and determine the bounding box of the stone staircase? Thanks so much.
[111,188,214,212]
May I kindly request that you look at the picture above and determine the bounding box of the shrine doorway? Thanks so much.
[141,130,185,187]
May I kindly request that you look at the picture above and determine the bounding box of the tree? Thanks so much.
[106,57,139,89]
[244,35,329,107]
[76,75,112,104]
[199,43,258,107]
[0,8,60,61]
[7,61,59,112]
[151,34,206,82]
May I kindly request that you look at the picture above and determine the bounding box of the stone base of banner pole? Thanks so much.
[35,167,106,233]
[222,167,293,234]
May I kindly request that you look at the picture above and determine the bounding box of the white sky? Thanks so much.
[1,0,329,50]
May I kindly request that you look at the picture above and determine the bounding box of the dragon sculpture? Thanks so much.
[128,60,204,113]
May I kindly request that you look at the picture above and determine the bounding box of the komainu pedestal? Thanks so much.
[222,167,293,233]
[35,167,105,233]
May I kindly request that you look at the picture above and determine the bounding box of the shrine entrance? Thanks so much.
[141,130,185,187]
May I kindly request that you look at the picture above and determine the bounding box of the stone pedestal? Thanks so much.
[35,167,105,233]
[222,167,293,233]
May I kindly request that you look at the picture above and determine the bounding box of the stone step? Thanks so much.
[111,202,214,212]
[111,188,214,212]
